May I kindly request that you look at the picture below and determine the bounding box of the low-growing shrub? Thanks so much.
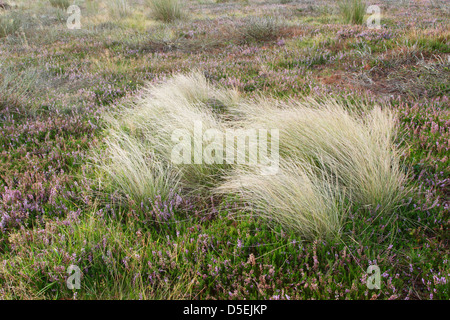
[93,130,181,205]
[0,212,197,299]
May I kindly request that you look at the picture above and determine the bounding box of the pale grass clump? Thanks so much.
[232,96,409,215]
[147,0,185,22]
[216,159,346,240]
[339,0,367,25]
[48,0,70,10]
[93,130,181,204]
[0,10,21,38]
[430,0,449,13]
[108,0,133,19]
[98,72,240,198]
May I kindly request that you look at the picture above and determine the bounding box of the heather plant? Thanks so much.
[339,0,367,25]
[430,0,449,13]
[147,0,185,22]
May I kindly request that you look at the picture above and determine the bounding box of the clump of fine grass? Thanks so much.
[217,159,346,240]
[49,0,71,10]
[1,211,198,299]
[0,10,21,38]
[0,1,11,10]
[430,0,449,13]
[147,0,185,22]
[95,72,240,200]
[0,62,37,111]
[97,72,410,239]
[109,0,132,19]
[241,16,283,43]
[229,96,410,216]
[339,0,367,25]
[93,130,181,205]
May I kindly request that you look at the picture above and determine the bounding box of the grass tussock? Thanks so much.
[0,10,21,38]
[48,0,71,10]
[109,0,132,19]
[216,159,346,240]
[339,0,367,25]
[229,96,409,216]
[95,72,240,199]
[96,72,409,239]
[241,16,284,43]
[147,0,186,22]
[1,212,197,299]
